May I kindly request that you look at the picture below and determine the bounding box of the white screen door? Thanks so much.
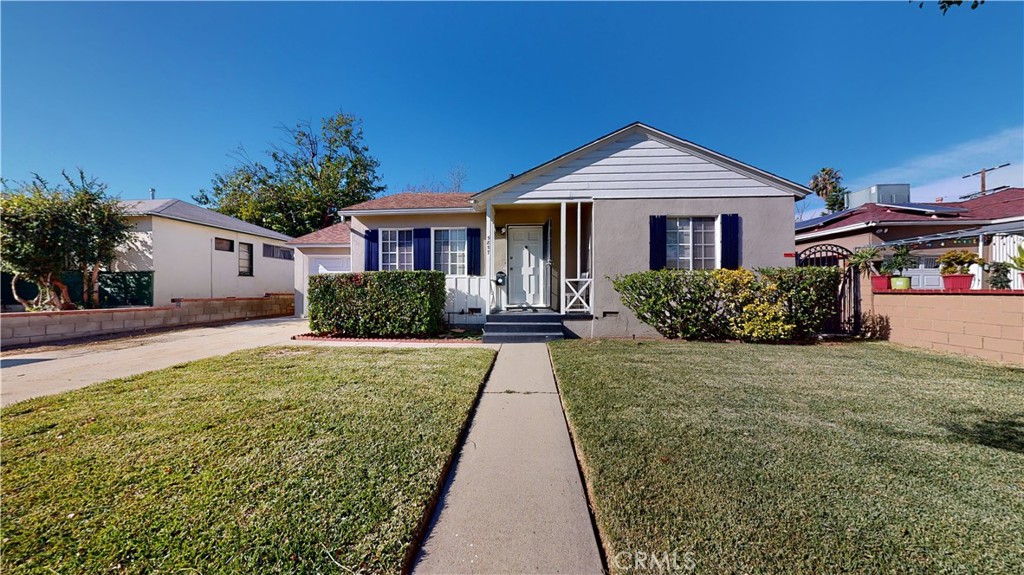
[507,226,545,307]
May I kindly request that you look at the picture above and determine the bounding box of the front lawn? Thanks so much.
[1,346,495,574]
[550,340,1024,573]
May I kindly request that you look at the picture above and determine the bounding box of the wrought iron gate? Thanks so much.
[796,244,861,335]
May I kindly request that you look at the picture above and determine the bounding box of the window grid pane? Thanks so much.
[381,229,414,271]
[666,217,716,270]
[433,228,467,275]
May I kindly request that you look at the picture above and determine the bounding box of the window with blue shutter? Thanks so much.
[720,214,740,269]
[467,228,481,276]
[365,229,379,271]
[649,215,667,270]
[413,228,431,270]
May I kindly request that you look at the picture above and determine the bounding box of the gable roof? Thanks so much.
[288,222,351,246]
[121,198,292,241]
[339,192,476,214]
[471,122,812,202]
[795,187,1024,238]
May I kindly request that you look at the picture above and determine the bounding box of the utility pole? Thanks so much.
[961,163,1010,198]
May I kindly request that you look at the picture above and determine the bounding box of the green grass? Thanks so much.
[550,340,1024,574]
[1,346,495,574]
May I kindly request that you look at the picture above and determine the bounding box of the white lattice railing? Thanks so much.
[564,278,593,314]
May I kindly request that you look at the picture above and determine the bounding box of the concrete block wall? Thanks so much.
[867,290,1024,364]
[1,294,293,348]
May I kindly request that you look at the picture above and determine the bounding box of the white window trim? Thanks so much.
[666,215,721,271]
[431,227,471,277]
[379,228,414,271]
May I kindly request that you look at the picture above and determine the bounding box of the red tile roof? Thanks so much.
[288,222,351,245]
[339,192,475,212]
[798,187,1023,235]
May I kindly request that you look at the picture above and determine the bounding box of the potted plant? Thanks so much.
[883,245,915,290]
[849,246,889,291]
[988,262,1011,290]
[1006,244,1024,286]
[937,249,984,290]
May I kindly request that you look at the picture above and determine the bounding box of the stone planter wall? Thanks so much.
[1,293,293,348]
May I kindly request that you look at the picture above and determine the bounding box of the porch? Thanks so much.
[484,200,595,316]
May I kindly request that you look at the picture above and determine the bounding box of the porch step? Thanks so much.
[482,332,565,344]
[483,311,564,343]
[483,321,564,335]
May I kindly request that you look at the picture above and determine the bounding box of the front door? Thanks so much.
[507,226,545,307]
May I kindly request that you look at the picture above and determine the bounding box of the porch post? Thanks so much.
[486,201,495,310]
[560,201,566,314]
[576,202,581,281]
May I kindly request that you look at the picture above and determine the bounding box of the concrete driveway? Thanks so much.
[1,317,309,406]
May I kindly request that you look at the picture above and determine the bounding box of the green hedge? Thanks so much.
[612,267,841,342]
[308,271,447,337]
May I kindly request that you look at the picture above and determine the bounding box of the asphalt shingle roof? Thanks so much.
[121,199,292,241]
[288,222,351,245]
[339,192,475,212]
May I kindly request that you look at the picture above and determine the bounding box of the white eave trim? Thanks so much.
[795,222,874,241]
[289,243,352,248]
[339,207,477,216]
[795,218,1011,241]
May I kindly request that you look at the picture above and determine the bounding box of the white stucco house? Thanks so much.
[291,122,811,341]
[115,199,295,304]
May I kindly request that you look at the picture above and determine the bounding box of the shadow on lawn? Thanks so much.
[940,413,1024,454]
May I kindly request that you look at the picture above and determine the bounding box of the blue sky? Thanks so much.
[3,1,1022,216]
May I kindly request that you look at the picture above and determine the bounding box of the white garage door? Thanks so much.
[309,256,351,275]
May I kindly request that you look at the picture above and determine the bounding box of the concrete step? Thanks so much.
[482,332,565,344]
[483,322,564,335]
[485,312,561,323]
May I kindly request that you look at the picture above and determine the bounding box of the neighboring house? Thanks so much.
[297,122,810,339]
[288,222,352,316]
[796,187,1024,289]
[116,198,295,304]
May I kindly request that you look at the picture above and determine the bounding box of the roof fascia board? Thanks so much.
[150,213,292,242]
[795,222,873,241]
[290,243,352,248]
[341,207,477,216]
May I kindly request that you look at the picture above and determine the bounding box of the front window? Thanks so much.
[434,228,468,275]
[666,217,716,270]
[381,229,413,271]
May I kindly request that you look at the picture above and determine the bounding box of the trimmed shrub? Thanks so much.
[756,267,842,340]
[613,267,842,342]
[308,271,447,337]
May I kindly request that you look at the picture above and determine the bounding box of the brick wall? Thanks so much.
[1,293,293,348]
[866,288,1023,364]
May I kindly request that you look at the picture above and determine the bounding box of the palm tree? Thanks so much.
[809,167,848,213]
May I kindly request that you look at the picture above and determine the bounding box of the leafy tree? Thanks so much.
[0,171,130,310]
[194,112,385,238]
[809,167,848,214]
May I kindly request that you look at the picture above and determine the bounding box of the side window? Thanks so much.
[214,238,234,252]
[262,244,294,260]
[666,217,717,270]
[238,242,253,276]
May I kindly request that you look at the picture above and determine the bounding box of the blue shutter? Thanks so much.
[720,214,740,269]
[413,228,432,270]
[649,215,667,270]
[365,229,379,271]
[467,228,481,276]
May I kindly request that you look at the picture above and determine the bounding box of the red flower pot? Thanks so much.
[942,274,974,290]
[871,275,892,291]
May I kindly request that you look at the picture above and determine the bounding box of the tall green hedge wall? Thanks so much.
[612,267,842,342]
[308,271,447,337]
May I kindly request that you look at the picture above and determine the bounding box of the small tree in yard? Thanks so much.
[0,171,131,310]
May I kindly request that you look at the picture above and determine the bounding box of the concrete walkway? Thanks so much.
[413,343,603,574]
[1,317,497,406]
